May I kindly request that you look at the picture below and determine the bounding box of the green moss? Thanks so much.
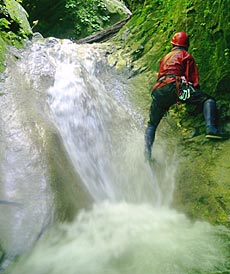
[173,142,230,227]
[0,37,6,72]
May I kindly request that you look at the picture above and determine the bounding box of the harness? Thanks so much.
[157,74,195,101]
[157,74,176,82]
[157,74,182,97]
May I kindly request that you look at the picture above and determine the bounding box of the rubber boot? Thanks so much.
[203,99,223,139]
[144,125,155,161]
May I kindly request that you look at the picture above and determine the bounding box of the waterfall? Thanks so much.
[45,39,164,204]
[1,38,229,274]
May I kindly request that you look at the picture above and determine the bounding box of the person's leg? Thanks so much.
[186,90,223,139]
[144,125,155,161]
[144,99,166,161]
[203,98,223,138]
[145,83,178,161]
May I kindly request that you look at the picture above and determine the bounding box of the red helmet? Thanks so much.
[171,32,189,48]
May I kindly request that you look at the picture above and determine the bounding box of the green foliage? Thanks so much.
[0,36,6,71]
[65,0,110,37]
[22,0,130,39]
[22,0,69,38]
[0,17,10,29]
[0,0,31,45]
[0,2,11,33]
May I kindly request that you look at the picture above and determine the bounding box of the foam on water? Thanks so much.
[8,202,229,274]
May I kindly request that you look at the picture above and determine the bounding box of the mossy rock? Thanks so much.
[3,0,32,35]
[173,139,230,227]
[0,37,7,72]
[103,0,131,22]
[0,0,32,72]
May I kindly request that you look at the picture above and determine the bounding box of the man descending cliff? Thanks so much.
[145,31,224,161]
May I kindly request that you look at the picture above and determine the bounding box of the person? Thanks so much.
[144,31,223,161]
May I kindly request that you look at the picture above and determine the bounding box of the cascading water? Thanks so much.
[1,38,229,274]
[46,39,163,204]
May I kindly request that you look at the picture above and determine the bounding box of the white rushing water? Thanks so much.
[7,203,230,274]
[46,39,164,205]
[1,38,229,273]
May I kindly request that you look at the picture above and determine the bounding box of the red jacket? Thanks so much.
[153,47,200,90]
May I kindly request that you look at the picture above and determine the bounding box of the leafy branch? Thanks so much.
[65,0,110,37]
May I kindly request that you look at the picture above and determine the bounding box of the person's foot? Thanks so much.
[144,150,151,162]
[144,151,158,168]
[206,126,224,139]
[205,128,230,140]
[205,132,224,139]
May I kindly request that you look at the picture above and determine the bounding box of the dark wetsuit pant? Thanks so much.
[145,82,213,157]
